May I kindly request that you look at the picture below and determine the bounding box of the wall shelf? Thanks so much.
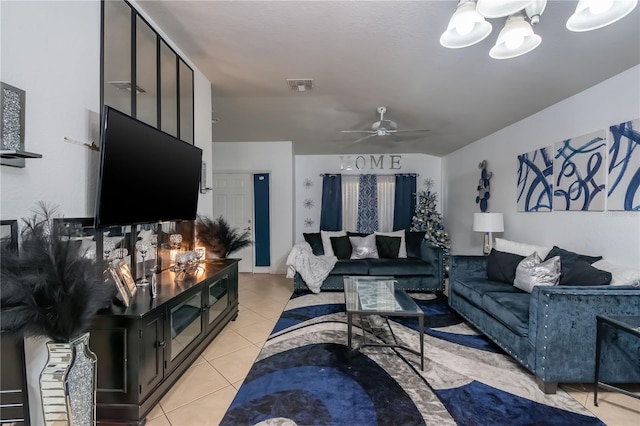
[1,150,42,168]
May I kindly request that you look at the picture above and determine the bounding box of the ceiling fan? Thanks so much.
[341,106,430,144]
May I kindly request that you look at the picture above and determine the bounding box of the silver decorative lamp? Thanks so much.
[473,212,504,255]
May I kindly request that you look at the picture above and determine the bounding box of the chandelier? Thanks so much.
[440,0,638,59]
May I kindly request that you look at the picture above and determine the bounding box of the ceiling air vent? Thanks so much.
[286,78,313,92]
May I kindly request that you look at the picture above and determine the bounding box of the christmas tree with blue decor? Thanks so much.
[411,179,450,253]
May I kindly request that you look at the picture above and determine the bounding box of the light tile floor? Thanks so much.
[146,273,640,426]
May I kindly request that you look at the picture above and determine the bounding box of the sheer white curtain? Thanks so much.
[377,176,395,232]
[342,175,359,232]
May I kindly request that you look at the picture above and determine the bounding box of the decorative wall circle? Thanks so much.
[476,160,493,212]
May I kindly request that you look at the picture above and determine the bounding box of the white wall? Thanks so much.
[211,141,294,273]
[0,2,214,424]
[443,65,640,268]
[0,1,102,219]
[294,153,442,241]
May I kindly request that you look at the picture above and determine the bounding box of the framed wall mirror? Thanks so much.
[0,219,19,252]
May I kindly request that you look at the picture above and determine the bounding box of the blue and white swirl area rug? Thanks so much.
[221,292,603,426]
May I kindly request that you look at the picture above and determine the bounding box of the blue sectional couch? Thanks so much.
[449,255,640,393]
[293,240,445,292]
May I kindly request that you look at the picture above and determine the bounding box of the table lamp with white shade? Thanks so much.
[473,212,504,255]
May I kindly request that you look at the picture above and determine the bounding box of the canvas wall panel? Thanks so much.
[553,130,607,211]
[608,118,640,211]
[516,147,553,212]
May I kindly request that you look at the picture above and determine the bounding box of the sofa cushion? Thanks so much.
[330,235,352,260]
[375,230,407,258]
[367,258,435,276]
[486,249,525,284]
[376,236,401,259]
[303,232,324,256]
[349,234,379,259]
[452,278,521,307]
[495,238,552,259]
[347,231,370,237]
[592,259,640,285]
[544,246,602,277]
[320,230,346,257]
[328,259,370,275]
[513,253,561,293]
[560,259,612,286]
[405,231,426,259]
[481,291,531,337]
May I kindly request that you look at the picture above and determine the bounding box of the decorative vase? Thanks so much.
[40,332,97,426]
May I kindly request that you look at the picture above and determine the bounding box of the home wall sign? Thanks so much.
[340,154,402,171]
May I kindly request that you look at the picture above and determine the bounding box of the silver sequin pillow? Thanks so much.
[349,234,379,259]
[513,252,561,293]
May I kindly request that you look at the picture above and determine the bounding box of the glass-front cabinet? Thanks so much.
[166,289,203,372]
[206,275,229,333]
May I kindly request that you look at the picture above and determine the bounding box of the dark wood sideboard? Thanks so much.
[90,259,239,425]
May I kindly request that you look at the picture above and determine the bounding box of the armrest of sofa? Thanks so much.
[450,255,488,281]
[529,285,640,382]
[420,241,444,287]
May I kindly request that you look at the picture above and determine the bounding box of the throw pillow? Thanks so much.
[486,249,526,284]
[405,231,427,259]
[495,238,552,259]
[592,259,640,285]
[375,230,407,258]
[330,235,352,260]
[347,232,370,237]
[349,234,379,259]
[544,246,602,277]
[303,232,324,256]
[560,260,612,286]
[513,252,561,293]
[320,230,346,257]
[376,235,401,259]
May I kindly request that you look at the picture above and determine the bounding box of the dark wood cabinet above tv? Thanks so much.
[101,0,194,145]
[90,259,239,425]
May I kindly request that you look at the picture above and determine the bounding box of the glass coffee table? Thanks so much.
[344,276,424,370]
[594,315,640,406]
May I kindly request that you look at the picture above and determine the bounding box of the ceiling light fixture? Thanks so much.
[489,13,542,59]
[566,0,638,32]
[441,0,637,59]
[440,0,492,48]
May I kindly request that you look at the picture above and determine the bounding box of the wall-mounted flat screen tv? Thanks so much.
[95,106,203,228]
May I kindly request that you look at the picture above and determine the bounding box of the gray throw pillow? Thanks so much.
[349,234,379,259]
[514,252,561,293]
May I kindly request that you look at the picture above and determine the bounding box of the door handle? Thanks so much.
[243,227,251,231]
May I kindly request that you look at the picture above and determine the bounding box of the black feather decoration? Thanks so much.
[0,203,113,342]
[195,215,252,258]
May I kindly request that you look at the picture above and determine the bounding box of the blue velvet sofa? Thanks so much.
[293,241,445,292]
[449,255,640,393]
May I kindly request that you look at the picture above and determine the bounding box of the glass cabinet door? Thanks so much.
[169,292,202,362]
[135,16,158,127]
[103,0,132,114]
[160,41,178,137]
[178,59,193,144]
[207,277,229,328]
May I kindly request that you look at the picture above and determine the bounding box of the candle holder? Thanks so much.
[150,234,158,273]
[135,241,150,287]
[169,233,182,272]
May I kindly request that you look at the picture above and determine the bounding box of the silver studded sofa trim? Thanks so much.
[449,255,640,394]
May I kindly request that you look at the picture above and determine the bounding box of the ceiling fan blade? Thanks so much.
[349,133,378,145]
[388,129,430,133]
[341,130,376,134]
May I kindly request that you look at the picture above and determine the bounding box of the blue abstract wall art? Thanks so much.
[517,147,553,212]
[553,130,606,211]
[608,118,640,211]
